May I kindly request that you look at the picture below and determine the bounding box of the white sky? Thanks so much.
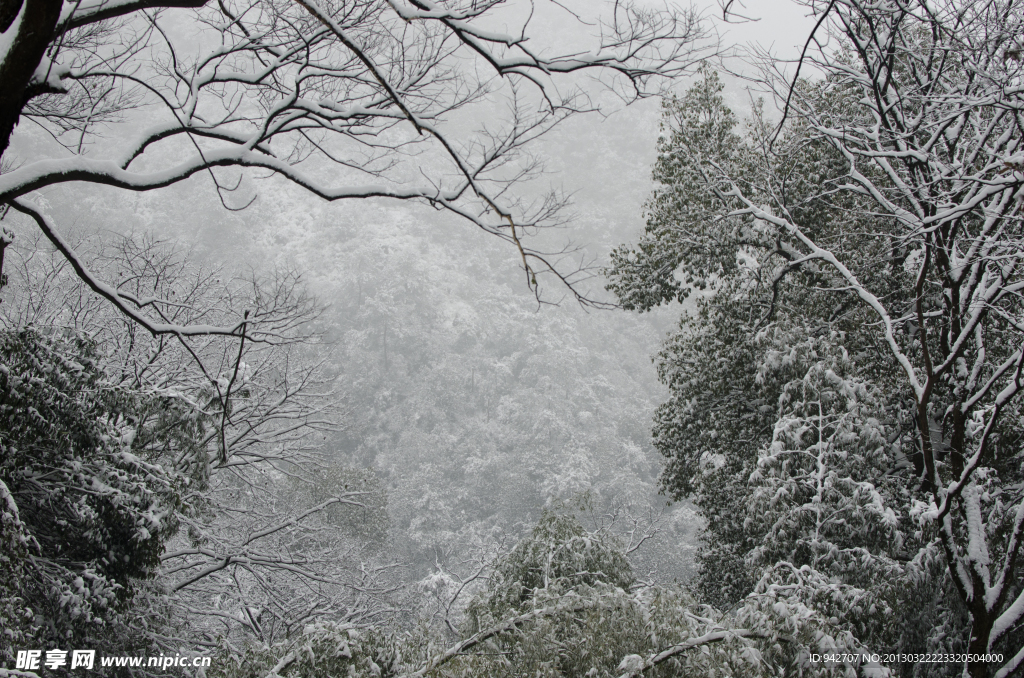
[523,0,821,271]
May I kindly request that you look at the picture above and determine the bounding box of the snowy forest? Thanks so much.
[1,0,1023,676]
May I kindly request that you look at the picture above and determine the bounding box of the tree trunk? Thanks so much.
[967,606,993,678]
[0,228,11,295]
[0,0,63,157]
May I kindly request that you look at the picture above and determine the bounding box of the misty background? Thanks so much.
[5,0,814,588]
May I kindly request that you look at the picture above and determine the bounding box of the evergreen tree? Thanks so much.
[0,328,180,662]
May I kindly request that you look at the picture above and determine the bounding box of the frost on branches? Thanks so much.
[208,508,851,678]
[608,0,1024,674]
[0,231,392,663]
[0,0,712,322]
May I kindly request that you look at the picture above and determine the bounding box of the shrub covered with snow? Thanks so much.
[0,328,179,657]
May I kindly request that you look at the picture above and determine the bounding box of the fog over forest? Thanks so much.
[2,0,1023,676]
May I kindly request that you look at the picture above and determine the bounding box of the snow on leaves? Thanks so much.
[0,328,178,656]
[609,0,1024,671]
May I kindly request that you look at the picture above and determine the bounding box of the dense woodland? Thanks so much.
[2,0,1024,676]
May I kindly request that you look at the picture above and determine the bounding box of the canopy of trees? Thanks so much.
[609,0,1024,675]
